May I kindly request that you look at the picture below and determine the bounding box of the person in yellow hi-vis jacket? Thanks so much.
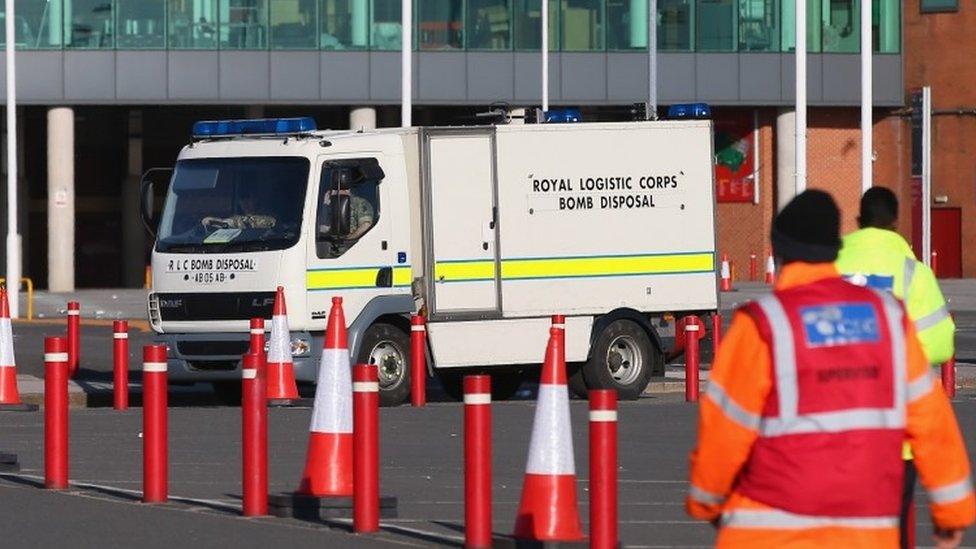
[836,187,956,549]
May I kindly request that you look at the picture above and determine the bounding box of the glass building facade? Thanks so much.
[0,0,899,52]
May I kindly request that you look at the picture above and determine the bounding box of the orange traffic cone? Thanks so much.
[765,254,776,285]
[267,286,301,406]
[513,327,585,542]
[720,254,732,291]
[0,288,35,412]
[297,296,353,497]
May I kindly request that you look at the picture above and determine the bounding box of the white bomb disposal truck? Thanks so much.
[141,115,718,406]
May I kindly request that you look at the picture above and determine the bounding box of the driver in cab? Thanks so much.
[202,189,276,230]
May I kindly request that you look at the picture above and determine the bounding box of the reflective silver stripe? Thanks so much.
[551,323,565,329]
[242,369,257,379]
[907,371,936,403]
[113,333,128,339]
[761,408,905,437]
[929,478,975,505]
[705,381,761,431]
[915,305,951,332]
[353,381,379,393]
[44,352,69,362]
[250,329,264,335]
[722,509,898,530]
[876,291,908,419]
[689,484,726,506]
[411,325,425,332]
[589,410,617,422]
[903,258,917,296]
[464,393,491,405]
[685,324,700,332]
[143,362,167,373]
[67,310,80,316]
[755,296,798,419]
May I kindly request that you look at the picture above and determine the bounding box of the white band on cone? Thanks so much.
[68,310,80,316]
[250,329,264,335]
[589,410,617,422]
[0,318,14,366]
[464,393,491,405]
[525,384,576,475]
[267,315,292,362]
[310,348,354,434]
[113,333,128,339]
[143,362,167,372]
[411,325,425,332]
[242,369,257,379]
[686,324,700,332]
[353,381,379,393]
[45,353,69,362]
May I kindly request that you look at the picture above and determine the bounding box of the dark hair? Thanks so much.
[858,187,899,229]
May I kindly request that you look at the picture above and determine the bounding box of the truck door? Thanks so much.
[422,128,501,318]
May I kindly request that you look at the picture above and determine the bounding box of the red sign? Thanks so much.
[714,115,756,203]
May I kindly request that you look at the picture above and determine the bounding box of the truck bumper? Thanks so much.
[153,331,320,384]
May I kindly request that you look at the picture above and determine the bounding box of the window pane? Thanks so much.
[169,0,219,49]
[780,0,822,53]
[874,0,898,52]
[371,0,401,50]
[468,0,510,50]
[271,0,317,48]
[320,0,369,49]
[513,0,558,50]
[65,0,114,48]
[419,0,463,50]
[920,0,957,12]
[697,0,734,51]
[739,0,779,51]
[821,0,857,53]
[562,0,603,51]
[0,0,62,48]
[220,0,269,49]
[658,0,692,51]
[607,0,647,51]
[117,0,166,48]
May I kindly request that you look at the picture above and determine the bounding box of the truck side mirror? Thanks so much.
[140,167,173,237]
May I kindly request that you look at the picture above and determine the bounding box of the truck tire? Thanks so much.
[582,319,658,400]
[357,322,411,407]
[567,362,589,399]
[436,370,525,402]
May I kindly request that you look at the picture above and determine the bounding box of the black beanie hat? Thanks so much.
[771,190,842,263]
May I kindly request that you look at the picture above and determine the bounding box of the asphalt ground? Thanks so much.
[3,393,976,548]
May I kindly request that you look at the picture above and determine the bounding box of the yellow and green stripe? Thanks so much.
[435,252,715,283]
[307,265,412,291]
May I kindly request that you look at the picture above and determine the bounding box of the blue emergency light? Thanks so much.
[667,103,711,120]
[544,108,583,123]
[191,117,317,139]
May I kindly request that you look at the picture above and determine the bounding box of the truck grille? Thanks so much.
[153,292,276,322]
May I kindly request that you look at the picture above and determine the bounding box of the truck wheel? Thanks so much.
[357,323,411,407]
[567,362,588,399]
[212,381,242,406]
[435,370,525,402]
[583,319,658,400]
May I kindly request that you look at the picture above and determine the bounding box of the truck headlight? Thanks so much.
[291,338,311,357]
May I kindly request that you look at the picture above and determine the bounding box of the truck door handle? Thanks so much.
[375,267,393,288]
[483,242,489,251]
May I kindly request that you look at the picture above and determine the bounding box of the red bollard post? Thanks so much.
[684,317,700,403]
[589,389,618,549]
[113,320,129,411]
[242,352,268,516]
[410,314,427,407]
[464,375,492,549]
[942,356,956,399]
[353,363,380,533]
[143,344,168,503]
[931,251,939,279]
[67,301,80,377]
[44,337,69,490]
[249,317,265,355]
[711,312,722,360]
[749,253,758,282]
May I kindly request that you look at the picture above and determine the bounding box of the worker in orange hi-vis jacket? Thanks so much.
[686,190,975,549]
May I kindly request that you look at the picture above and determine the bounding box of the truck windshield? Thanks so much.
[156,157,310,253]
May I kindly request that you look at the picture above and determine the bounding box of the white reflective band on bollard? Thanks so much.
[552,323,565,329]
[143,362,168,373]
[589,410,618,422]
[45,353,69,362]
[464,393,492,405]
[242,369,257,379]
[353,382,379,393]
[113,333,128,339]
[67,310,80,316]
[250,329,264,335]
[411,325,425,332]
[686,325,700,332]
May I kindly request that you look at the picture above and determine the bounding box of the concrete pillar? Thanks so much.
[122,110,146,288]
[349,107,377,130]
[47,107,74,292]
[775,108,797,212]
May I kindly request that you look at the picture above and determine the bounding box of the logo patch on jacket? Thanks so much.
[843,273,895,292]
[800,303,880,347]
